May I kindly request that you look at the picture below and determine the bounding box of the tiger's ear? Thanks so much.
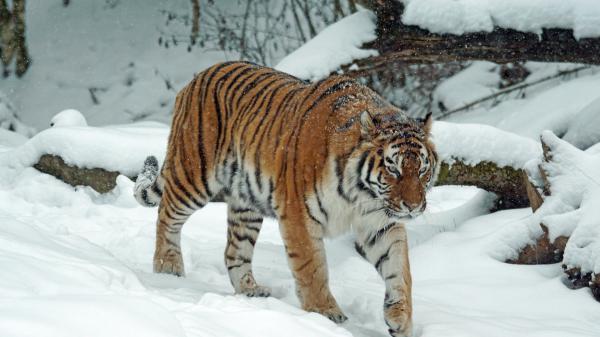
[359,110,376,136]
[422,112,433,137]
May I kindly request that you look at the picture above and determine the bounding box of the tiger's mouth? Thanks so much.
[384,207,410,219]
[385,204,424,219]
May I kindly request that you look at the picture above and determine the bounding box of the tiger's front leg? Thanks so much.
[279,214,347,323]
[355,223,412,337]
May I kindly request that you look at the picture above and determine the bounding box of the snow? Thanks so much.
[494,131,600,276]
[401,0,600,39]
[440,63,600,150]
[432,121,541,168]
[1,127,599,337]
[532,132,600,274]
[275,11,378,81]
[562,96,600,149]
[0,122,169,177]
[50,109,88,127]
[433,62,500,111]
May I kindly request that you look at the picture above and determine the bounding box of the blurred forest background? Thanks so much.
[0,0,489,134]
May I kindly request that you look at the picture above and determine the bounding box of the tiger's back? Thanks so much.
[135,61,438,337]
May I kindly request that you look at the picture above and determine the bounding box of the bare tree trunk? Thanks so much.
[190,0,200,45]
[297,0,316,38]
[0,0,30,77]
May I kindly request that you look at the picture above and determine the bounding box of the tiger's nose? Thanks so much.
[402,200,421,211]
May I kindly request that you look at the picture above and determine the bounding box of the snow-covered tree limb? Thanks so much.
[344,1,600,77]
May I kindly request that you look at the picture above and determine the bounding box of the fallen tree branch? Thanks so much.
[437,66,592,119]
[435,160,528,210]
[345,1,600,77]
[33,153,529,210]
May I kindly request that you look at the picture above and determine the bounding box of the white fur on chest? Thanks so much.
[307,162,394,238]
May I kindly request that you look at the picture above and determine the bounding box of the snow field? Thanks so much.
[0,127,599,337]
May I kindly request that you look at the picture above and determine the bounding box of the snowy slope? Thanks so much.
[1,128,599,337]
[440,63,600,149]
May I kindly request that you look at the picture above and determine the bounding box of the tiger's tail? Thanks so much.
[134,156,163,207]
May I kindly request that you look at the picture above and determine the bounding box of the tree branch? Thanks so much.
[348,0,600,74]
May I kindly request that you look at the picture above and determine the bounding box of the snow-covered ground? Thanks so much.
[0,126,599,337]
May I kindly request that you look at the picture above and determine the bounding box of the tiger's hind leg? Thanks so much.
[225,204,270,297]
[154,188,206,277]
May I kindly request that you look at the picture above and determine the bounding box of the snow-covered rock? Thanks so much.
[50,109,88,127]
[275,10,378,81]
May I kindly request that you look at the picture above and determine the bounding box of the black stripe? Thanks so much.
[176,137,208,203]
[165,177,194,210]
[170,161,204,209]
[238,216,263,223]
[355,242,366,259]
[213,64,249,156]
[140,189,152,205]
[313,178,329,222]
[374,247,391,272]
[392,141,422,149]
[233,231,257,246]
[151,183,163,197]
[307,207,325,226]
[335,157,353,203]
[367,224,395,247]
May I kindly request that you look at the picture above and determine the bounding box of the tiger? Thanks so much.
[133,61,438,337]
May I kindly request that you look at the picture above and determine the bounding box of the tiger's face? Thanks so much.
[356,111,438,219]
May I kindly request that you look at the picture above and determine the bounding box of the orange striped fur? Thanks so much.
[134,61,438,337]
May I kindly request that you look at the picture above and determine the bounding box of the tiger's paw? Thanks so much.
[240,285,271,297]
[153,250,185,277]
[306,304,347,323]
[385,302,412,337]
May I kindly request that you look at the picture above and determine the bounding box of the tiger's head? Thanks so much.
[352,111,439,219]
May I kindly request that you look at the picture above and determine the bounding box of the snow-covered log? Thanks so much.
[34,154,123,194]
[512,131,600,301]
[345,1,600,77]
[0,122,168,193]
[2,120,539,212]
[432,121,540,210]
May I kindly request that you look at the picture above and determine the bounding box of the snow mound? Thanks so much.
[530,132,600,274]
[0,122,169,177]
[402,0,600,39]
[494,131,600,274]
[275,10,378,81]
[50,109,88,127]
[432,121,541,168]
